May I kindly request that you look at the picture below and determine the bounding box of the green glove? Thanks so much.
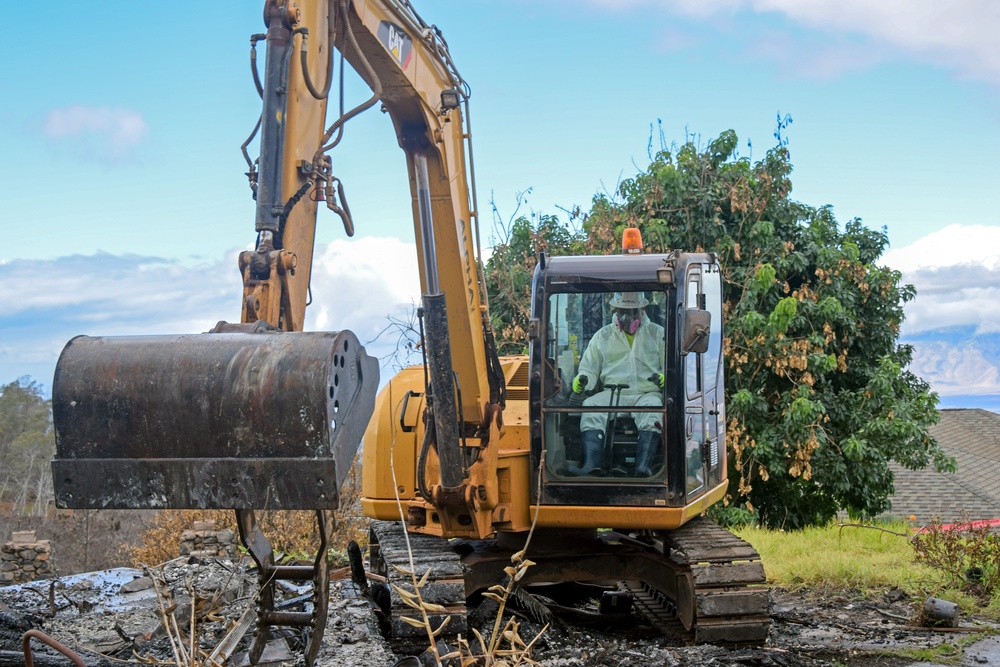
[658,373,664,388]
[572,375,588,393]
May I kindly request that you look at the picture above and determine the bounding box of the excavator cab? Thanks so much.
[529,250,727,522]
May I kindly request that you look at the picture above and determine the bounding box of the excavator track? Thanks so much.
[368,520,468,655]
[621,580,687,637]
[641,516,770,645]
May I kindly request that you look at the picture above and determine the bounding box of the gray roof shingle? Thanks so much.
[889,408,1000,525]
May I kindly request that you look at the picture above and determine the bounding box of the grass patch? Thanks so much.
[890,642,963,665]
[733,520,1000,621]
[733,521,940,590]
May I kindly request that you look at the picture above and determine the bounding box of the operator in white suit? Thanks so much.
[565,292,665,477]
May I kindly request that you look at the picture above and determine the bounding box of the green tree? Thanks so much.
[485,212,585,354]
[581,129,952,528]
[0,377,56,514]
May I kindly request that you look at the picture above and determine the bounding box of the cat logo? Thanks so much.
[377,20,413,70]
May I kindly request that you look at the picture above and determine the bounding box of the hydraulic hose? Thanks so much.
[316,0,382,157]
[416,415,435,502]
[296,0,336,100]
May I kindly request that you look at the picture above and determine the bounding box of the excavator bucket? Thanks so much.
[51,327,378,511]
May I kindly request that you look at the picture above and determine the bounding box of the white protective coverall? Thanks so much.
[577,313,665,433]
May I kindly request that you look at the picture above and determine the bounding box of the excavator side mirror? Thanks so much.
[682,308,711,355]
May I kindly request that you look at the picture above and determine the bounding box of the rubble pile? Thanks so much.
[0,531,53,585]
[0,557,255,664]
[3,547,1000,666]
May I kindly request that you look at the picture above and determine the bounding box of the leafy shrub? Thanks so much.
[708,503,757,528]
[911,518,1000,597]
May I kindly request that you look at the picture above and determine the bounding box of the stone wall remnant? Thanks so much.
[179,520,239,560]
[1,531,54,585]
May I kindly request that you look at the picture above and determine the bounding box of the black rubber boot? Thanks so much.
[635,430,662,477]
[565,430,605,476]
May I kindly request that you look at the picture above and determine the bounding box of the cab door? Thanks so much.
[683,267,706,497]
[702,264,725,489]
[682,262,725,498]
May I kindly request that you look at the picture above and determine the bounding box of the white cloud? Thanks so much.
[752,0,999,84]
[742,29,890,80]
[880,224,1000,400]
[579,0,1000,84]
[306,237,422,370]
[1,252,237,330]
[307,236,420,331]
[43,105,148,164]
[883,224,1000,273]
[883,225,1000,336]
[0,239,423,391]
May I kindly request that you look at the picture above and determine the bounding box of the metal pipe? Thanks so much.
[414,153,439,294]
[413,153,461,487]
[22,630,87,667]
[260,610,315,626]
[271,565,317,580]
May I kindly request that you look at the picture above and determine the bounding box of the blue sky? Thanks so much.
[1,1,999,411]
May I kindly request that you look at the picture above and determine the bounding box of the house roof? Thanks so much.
[889,408,1000,525]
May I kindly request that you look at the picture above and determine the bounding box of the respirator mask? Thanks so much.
[615,308,641,335]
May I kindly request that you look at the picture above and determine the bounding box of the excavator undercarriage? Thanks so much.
[366,516,768,654]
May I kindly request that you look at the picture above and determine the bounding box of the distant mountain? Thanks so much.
[902,326,1000,413]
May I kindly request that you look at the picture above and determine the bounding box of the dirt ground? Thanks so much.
[2,556,998,667]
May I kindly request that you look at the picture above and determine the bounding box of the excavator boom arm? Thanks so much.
[342,0,493,427]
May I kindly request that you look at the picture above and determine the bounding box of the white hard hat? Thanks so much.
[608,292,648,309]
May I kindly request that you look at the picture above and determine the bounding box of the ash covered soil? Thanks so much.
[2,556,998,667]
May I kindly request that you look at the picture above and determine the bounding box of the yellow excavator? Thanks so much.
[50,0,768,663]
